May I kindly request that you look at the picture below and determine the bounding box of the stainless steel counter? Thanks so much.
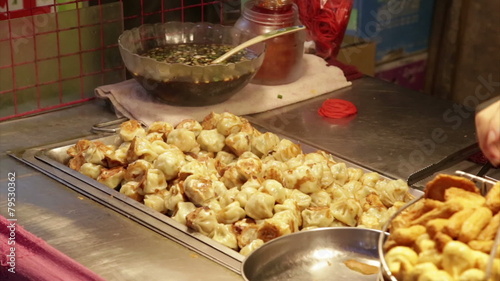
[0,77,496,280]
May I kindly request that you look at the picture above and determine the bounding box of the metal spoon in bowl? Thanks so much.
[211,25,306,64]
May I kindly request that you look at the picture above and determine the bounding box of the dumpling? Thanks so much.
[235,157,263,181]
[239,239,264,256]
[347,167,364,182]
[104,141,130,168]
[201,112,221,130]
[79,163,103,180]
[82,141,114,166]
[196,129,225,152]
[225,132,251,156]
[359,172,380,188]
[171,201,197,225]
[310,190,332,207]
[245,192,275,220]
[287,189,312,211]
[97,166,125,189]
[126,136,158,163]
[119,120,146,142]
[147,121,173,136]
[153,147,186,180]
[273,199,302,230]
[272,139,302,162]
[235,185,259,208]
[178,159,213,179]
[149,140,171,155]
[329,162,348,186]
[257,210,299,242]
[176,119,203,137]
[262,157,287,183]
[216,112,244,136]
[216,201,246,224]
[220,164,246,189]
[119,181,143,202]
[186,207,218,237]
[379,179,410,207]
[233,218,259,249]
[142,168,168,194]
[251,132,280,157]
[164,182,186,212]
[282,163,323,194]
[212,223,238,250]
[145,132,164,143]
[124,159,152,182]
[214,151,236,175]
[143,190,169,213]
[166,128,199,153]
[183,174,216,206]
[67,139,93,157]
[301,206,334,228]
[329,198,362,227]
[257,210,296,242]
[218,187,239,208]
[259,179,286,204]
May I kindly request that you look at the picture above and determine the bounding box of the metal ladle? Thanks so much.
[211,25,306,64]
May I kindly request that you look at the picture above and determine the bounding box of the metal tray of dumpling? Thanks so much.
[242,227,385,281]
[10,115,422,275]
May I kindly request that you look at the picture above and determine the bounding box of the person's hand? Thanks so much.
[475,99,500,166]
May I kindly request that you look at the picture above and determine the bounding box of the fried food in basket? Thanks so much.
[66,112,416,256]
[384,175,500,281]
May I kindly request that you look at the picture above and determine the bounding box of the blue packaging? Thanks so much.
[346,0,435,63]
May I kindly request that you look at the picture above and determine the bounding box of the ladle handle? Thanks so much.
[212,25,306,64]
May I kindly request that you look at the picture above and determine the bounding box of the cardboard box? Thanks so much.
[375,52,428,91]
[346,0,435,63]
[337,35,376,76]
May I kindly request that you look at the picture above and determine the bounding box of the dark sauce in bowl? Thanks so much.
[140,43,255,65]
[131,43,261,106]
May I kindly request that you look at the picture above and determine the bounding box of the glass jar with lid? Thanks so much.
[234,0,306,85]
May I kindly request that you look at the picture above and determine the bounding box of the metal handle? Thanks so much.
[90,117,129,134]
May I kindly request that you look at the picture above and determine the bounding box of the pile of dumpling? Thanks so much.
[67,112,414,255]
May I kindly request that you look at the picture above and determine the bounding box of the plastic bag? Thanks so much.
[294,0,353,60]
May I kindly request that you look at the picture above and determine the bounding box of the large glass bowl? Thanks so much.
[118,22,266,106]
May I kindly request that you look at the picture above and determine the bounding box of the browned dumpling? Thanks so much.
[272,139,302,162]
[217,201,246,224]
[124,159,152,182]
[183,174,216,206]
[97,166,125,189]
[216,112,244,136]
[147,121,173,136]
[212,223,238,250]
[120,120,146,142]
[197,129,225,152]
[167,128,199,153]
[79,163,103,180]
[251,132,280,157]
[176,119,203,137]
[245,192,275,220]
[142,168,168,194]
[171,202,197,225]
[225,132,251,156]
[120,181,143,202]
[126,136,158,163]
[186,207,218,237]
[301,206,334,228]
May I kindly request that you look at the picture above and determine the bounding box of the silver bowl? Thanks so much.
[242,227,386,281]
[118,22,266,106]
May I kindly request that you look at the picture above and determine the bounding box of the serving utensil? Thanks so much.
[212,25,306,64]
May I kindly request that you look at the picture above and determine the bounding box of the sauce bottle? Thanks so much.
[234,0,306,85]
